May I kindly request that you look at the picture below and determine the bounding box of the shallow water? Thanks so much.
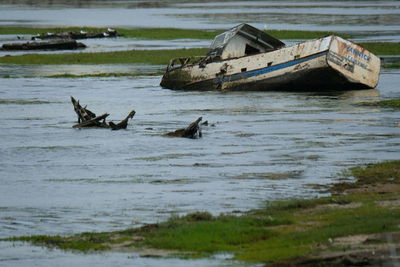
[1,0,399,58]
[0,0,399,36]
[0,67,400,265]
[0,35,211,58]
[1,1,400,266]
[0,241,244,267]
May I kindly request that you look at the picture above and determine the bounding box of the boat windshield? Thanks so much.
[207,24,285,59]
[210,29,237,50]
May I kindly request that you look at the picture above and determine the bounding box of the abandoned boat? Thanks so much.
[160,24,380,91]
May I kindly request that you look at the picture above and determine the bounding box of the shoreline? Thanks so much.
[0,26,351,40]
[0,27,398,70]
[3,160,400,265]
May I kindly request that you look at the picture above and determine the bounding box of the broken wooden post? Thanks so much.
[71,97,135,129]
[166,117,203,138]
[109,110,136,130]
[71,96,96,123]
[72,113,110,128]
[71,97,110,128]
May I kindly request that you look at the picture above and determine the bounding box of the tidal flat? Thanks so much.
[1,2,400,265]
[0,26,351,40]
[0,43,399,67]
[4,161,400,265]
[0,26,398,67]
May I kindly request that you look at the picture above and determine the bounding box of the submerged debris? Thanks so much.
[71,96,134,130]
[1,40,86,51]
[166,117,203,139]
[109,111,136,130]
[32,28,120,40]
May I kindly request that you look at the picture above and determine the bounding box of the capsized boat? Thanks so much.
[160,24,380,91]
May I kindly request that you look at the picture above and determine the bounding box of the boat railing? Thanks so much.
[166,56,217,71]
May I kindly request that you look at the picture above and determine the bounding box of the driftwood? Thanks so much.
[109,111,136,130]
[166,117,203,138]
[1,40,86,51]
[71,96,135,130]
[73,113,109,128]
[32,28,120,40]
[71,96,96,123]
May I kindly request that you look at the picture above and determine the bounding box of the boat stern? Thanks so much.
[327,36,381,89]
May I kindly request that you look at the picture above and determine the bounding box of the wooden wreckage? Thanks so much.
[71,97,203,138]
[165,117,203,139]
[1,40,86,51]
[71,97,135,130]
[160,23,381,91]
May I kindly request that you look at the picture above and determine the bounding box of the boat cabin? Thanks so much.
[207,23,285,60]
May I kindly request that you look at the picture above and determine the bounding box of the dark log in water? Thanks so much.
[109,110,136,130]
[73,113,110,128]
[166,117,203,138]
[1,40,86,51]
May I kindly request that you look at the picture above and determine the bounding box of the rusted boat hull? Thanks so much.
[161,36,380,91]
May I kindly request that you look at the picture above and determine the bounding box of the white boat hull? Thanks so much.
[160,36,380,91]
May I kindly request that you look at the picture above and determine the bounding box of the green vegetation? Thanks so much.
[383,63,400,69]
[350,160,400,183]
[269,30,351,40]
[7,234,110,251]
[117,28,221,40]
[0,42,398,67]
[0,26,350,40]
[3,160,400,265]
[358,99,400,110]
[0,26,398,67]
[46,71,163,78]
[0,48,208,65]
[359,42,400,55]
[0,99,51,105]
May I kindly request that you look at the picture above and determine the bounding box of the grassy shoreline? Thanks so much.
[0,48,208,65]
[3,160,400,265]
[0,42,399,66]
[0,26,351,40]
[0,27,399,66]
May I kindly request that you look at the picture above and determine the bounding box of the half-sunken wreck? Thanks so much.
[160,24,380,91]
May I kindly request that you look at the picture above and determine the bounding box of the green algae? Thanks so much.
[358,99,400,110]
[0,99,51,104]
[0,48,208,65]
